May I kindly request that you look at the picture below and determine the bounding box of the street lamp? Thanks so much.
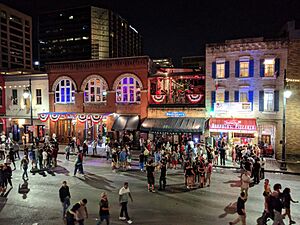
[281,69,291,170]
[23,79,33,144]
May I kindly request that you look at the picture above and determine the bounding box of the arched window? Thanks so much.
[55,78,76,103]
[84,78,108,103]
[116,76,141,103]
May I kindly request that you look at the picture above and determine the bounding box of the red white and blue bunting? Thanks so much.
[77,114,88,123]
[49,113,61,122]
[91,114,102,124]
[38,113,49,122]
[186,94,203,104]
[151,94,166,103]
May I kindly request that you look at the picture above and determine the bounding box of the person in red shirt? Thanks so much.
[206,160,213,187]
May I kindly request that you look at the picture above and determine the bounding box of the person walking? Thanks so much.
[229,191,247,225]
[74,153,84,176]
[119,182,133,224]
[76,199,88,225]
[219,144,226,166]
[282,188,298,225]
[8,148,16,170]
[59,181,71,219]
[252,158,261,184]
[66,203,81,225]
[3,163,13,188]
[42,149,48,168]
[139,152,144,172]
[158,159,167,191]
[206,160,213,187]
[65,144,71,161]
[269,183,284,225]
[20,155,29,180]
[97,192,110,225]
[241,171,251,198]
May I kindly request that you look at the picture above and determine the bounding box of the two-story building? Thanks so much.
[141,68,206,144]
[206,38,288,159]
[3,71,49,142]
[43,56,150,144]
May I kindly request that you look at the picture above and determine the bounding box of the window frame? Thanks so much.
[216,62,225,79]
[55,79,76,104]
[84,78,107,103]
[264,89,274,112]
[239,60,249,78]
[216,89,225,103]
[116,77,141,103]
[36,88,42,105]
[264,58,275,77]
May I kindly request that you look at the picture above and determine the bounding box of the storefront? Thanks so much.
[257,123,276,157]
[208,118,257,147]
[141,117,206,144]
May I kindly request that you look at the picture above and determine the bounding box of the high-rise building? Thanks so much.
[39,5,143,66]
[0,3,32,70]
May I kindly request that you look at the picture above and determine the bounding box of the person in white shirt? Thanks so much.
[241,171,251,198]
[119,182,133,224]
[76,199,88,225]
[42,149,48,168]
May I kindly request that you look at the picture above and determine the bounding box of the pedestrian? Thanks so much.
[13,141,20,159]
[59,181,71,219]
[252,158,261,184]
[241,171,251,198]
[269,183,284,225]
[105,144,110,160]
[206,160,213,187]
[229,191,247,225]
[97,192,110,225]
[20,155,29,180]
[93,139,97,155]
[0,164,5,194]
[3,163,13,188]
[8,148,16,170]
[76,199,88,225]
[119,182,133,224]
[260,157,266,179]
[158,159,167,191]
[146,159,155,192]
[65,144,71,161]
[282,187,298,225]
[219,144,226,166]
[198,158,206,188]
[139,152,144,171]
[74,153,84,176]
[185,161,195,189]
[42,149,48,168]
[66,202,81,225]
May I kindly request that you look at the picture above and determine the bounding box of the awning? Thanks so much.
[209,118,257,133]
[112,115,140,131]
[141,118,205,133]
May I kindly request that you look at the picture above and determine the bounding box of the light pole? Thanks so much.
[23,78,33,143]
[280,69,291,170]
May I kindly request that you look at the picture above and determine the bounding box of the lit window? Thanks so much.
[84,78,108,103]
[55,79,76,103]
[216,89,225,103]
[264,59,275,77]
[116,76,141,103]
[36,89,42,105]
[216,62,225,78]
[240,61,249,77]
[239,91,248,102]
[264,90,274,111]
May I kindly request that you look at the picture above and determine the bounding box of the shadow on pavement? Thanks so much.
[219,201,237,218]
[51,165,70,175]
[76,172,116,191]
[18,180,30,199]
[223,179,241,188]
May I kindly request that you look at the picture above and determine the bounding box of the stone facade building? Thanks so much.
[206,37,288,159]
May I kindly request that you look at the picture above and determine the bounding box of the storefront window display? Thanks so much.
[258,124,275,157]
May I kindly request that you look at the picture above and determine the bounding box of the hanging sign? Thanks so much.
[166,112,186,117]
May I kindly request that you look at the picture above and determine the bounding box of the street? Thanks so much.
[1,154,300,225]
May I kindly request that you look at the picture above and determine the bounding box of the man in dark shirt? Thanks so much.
[59,181,71,219]
[252,158,261,184]
[159,160,167,191]
[97,192,110,225]
[229,192,247,225]
[146,159,155,192]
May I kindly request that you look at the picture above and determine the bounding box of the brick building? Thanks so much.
[206,37,288,159]
[43,56,150,144]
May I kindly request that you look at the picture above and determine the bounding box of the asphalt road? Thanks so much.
[1,154,300,225]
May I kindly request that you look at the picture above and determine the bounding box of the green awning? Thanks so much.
[141,118,205,133]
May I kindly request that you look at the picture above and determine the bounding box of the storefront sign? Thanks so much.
[166,112,186,117]
[209,118,257,132]
[214,102,252,113]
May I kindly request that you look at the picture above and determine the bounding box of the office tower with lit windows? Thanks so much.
[38,5,143,66]
[0,3,32,70]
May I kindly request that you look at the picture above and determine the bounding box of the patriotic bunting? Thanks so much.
[49,113,61,122]
[91,114,102,123]
[77,114,88,123]
[151,94,166,103]
[38,113,49,122]
[186,94,203,104]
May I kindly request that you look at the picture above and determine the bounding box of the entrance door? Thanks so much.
[56,120,74,143]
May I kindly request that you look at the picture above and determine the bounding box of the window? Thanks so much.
[55,79,75,103]
[240,61,249,77]
[36,89,42,105]
[116,77,141,103]
[12,89,18,105]
[239,91,248,102]
[264,59,275,77]
[216,62,225,78]
[216,89,225,103]
[264,90,274,111]
[84,78,107,103]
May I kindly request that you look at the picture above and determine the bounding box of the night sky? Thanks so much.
[2,0,300,65]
